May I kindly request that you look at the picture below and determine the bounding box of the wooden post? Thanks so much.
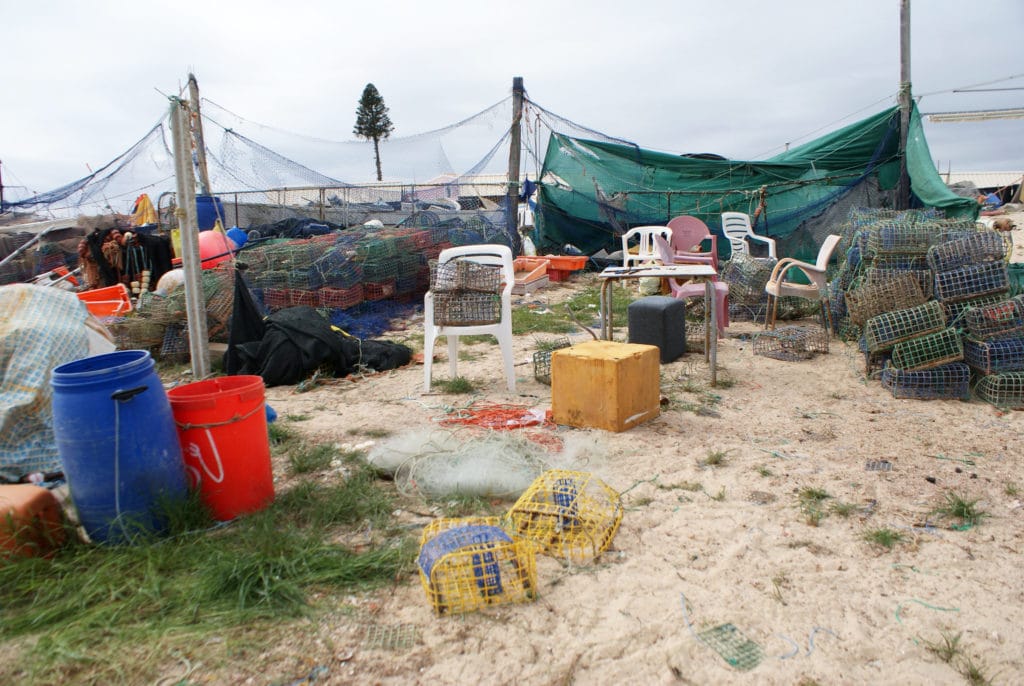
[187,74,213,198]
[897,0,912,210]
[170,97,211,379]
[507,77,524,243]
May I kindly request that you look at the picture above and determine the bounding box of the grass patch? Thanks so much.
[698,449,729,468]
[831,501,858,518]
[922,630,964,664]
[284,413,311,422]
[705,486,726,502]
[863,527,903,549]
[431,494,505,518]
[713,376,736,389]
[657,480,703,492]
[432,376,477,394]
[1005,482,1019,497]
[933,492,988,528]
[268,421,300,447]
[346,427,393,439]
[798,487,831,527]
[756,465,773,477]
[0,453,413,684]
[960,656,993,686]
[288,443,336,475]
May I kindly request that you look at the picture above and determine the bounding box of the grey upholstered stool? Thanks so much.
[627,295,686,363]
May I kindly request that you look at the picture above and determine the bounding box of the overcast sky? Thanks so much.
[1,0,1021,200]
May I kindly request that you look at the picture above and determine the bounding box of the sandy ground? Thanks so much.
[248,218,1024,686]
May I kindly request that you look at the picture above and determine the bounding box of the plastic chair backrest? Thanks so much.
[667,216,713,253]
[815,235,843,271]
[720,212,753,255]
[621,226,672,267]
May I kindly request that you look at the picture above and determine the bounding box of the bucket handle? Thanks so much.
[111,386,148,402]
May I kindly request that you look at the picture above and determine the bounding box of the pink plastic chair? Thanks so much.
[667,216,718,271]
[654,235,729,337]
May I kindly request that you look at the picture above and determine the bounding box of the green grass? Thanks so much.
[510,284,633,336]
[756,465,773,477]
[960,656,993,686]
[698,449,729,468]
[798,488,831,527]
[831,501,858,518]
[1005,482,1019,497]
[287,443,336,475]
[863,527,903,549]
[0,434,415,685]
[933,492,988,528]
[432,376,477,394]
[346,427,393,439]
[431,494,505,518]
[922,631,964,664]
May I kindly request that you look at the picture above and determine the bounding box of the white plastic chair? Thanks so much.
[621,226,673,268]
[424,244,516,392]
[721,211,777,260]
[764,234,842,331]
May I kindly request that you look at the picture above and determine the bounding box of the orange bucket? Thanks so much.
[167,376,274,521]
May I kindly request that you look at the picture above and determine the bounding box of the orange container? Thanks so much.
[543,255,588,271]
[514,257,548,285]
[167,375,275,521]
[0,484,66,558]
[76,283,132,317]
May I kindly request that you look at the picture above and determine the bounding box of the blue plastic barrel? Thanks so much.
[195,195,225,231]
[50,350,187,543]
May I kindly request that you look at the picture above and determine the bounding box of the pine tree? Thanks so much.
[353,83,395,182]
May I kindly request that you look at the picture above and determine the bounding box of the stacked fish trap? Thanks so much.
[532,337,572,385]
[880,362,971,400]
[429,258,503,326]
[957,295,1024,408]
[417,517,537,616]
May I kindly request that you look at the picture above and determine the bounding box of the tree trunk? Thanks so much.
[373,137,382,181]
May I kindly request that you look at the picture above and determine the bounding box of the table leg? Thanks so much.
[707,280,717,386]
[600,280,612,340]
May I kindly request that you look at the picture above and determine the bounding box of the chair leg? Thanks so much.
[423,329,436,392]
[447,336,460,378]
[822,297,834,336]
[498,328,516,393]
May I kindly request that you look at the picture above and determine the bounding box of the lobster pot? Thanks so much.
[890,327,964,371]
[432,292,500,326]
[506,470,623,564]
[318,284,364,310]
[864,300,946,352]
[286,268,322,290]
[943,291,1011,328]
[926,231,1008,273]
[361,257,400,283]
[417,521,536,616]
[719,255,776,305]
[962,296,1024,341]
[963,336,1024,375]
[355,236,398,261]
[933,262,1009,303]
[753,326,829,361]
[973,372,1024,409]
[532,337,572,385]
[313,250,363,288]
[864,267,933,299]
[844,272,926,326]
[429,259,502,293]
[866,222,933,255]
[880,362,971,400]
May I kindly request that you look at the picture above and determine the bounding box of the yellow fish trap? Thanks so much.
[505,470,623,564]
[417,517,537,616]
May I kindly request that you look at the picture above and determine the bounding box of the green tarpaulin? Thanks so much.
[537,103,977,260]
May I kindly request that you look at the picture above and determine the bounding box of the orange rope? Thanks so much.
[439,402,554,431]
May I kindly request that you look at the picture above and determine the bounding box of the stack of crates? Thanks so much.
[961,295,1024,409]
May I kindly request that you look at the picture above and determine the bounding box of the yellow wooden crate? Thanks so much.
[550,340,660,432]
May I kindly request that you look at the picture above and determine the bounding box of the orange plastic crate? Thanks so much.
[514,257,548,285]
[543,255,588,271]
[76,283,133,317]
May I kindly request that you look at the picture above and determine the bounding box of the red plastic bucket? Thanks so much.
[167,376,274,520]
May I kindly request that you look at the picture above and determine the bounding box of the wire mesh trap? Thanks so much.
[696,623,764,671]
[880,362,971,400]
[417,520,537,616]
[926,230,1008,273]
[943,291,1011,328]
[432,292,501,326]
[962,296,1024,341]
[863,300,946,352]
[429,259,502,293]
[362,624,419,651]
[933,262,1010,303]
[505,470,623,564]
[532,337,572,385]
[844,272,926,327]
[973,372,1024,409]
[890,327,964,372]
[964,337,1024,375]
[865,459,893,471]
[752,326,829,361]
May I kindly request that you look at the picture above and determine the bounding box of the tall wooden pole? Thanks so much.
[897,0,912,209]
[170,97,211,379]
[188,73,213,198]
[506,77,524,243]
